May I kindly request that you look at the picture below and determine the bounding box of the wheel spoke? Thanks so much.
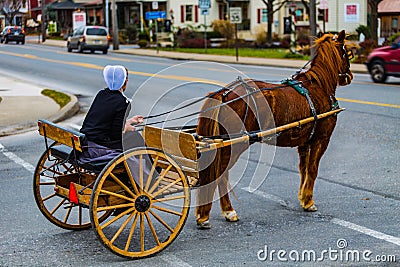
[100,207,136,230]
[110,211,136,244]
[124,212,139,252]
[145,212,160,246]
[140,213,145,252]
[152,177,182,198]
[139,154,144,190]
[152,205,183,216]
[99,189,135,202]
[153,195,186,203]
[144,156,158,192]
[42,193,57,202]
[109,173,136,198]
[124,160,140,195]
[149,209,174,233]
[148,165,173,195]
[97,203,134,212]
[50,198,66,215]
[63,204,72,223]
[39,181,55,186]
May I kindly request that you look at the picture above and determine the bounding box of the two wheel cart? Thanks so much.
[34,108,343,259]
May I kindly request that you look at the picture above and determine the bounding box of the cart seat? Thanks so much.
[50,144,110,173]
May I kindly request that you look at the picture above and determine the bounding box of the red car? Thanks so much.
[366,38,400,83]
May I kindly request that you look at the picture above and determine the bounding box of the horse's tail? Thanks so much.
[196,93,223,206]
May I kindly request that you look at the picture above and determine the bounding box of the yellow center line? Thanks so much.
[337,98,400,109]
[1,50,399,109]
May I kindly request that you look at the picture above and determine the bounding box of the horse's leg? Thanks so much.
[297,145,310,207]
[218,172,239,222]
[195,180,218,229]
[298,139,330,212]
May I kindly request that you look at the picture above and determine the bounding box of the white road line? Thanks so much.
[0,143,35,173]
[0,142,192,265]
[331,218,400,247]
[242,187,400,247]
[160,254,192,267]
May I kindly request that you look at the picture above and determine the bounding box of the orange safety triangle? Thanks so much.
[69,182,79,205]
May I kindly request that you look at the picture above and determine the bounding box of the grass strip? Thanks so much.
[41,89,71,108]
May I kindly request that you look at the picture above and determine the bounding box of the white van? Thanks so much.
[67,26,110,54]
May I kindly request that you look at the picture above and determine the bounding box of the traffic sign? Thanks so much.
[201,8,209,16]
[229,7,242,24]
[319,0,328,10]
[199,0,210,9]
[145,11,166,20]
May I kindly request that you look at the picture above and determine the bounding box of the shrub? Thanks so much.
[180,38,210,48]
[138,39,148,48]
[211,20,234,40]
[356,25,371,39]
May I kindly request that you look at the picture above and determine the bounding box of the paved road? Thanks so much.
[0,43,399,266]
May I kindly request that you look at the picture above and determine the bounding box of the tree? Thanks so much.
[368,0,383,41]
[0,0,26,25]
[261,0,290,44]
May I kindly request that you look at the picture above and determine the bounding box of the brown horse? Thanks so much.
[195,30,354,229]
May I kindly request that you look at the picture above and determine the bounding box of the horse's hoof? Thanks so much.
[222,210,239,222]
[197,220,211,229]
[303,204,318,212]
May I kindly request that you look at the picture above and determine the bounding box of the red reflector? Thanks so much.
[38,121,42,127]
[54,187,59,193]
[69,182,79,205]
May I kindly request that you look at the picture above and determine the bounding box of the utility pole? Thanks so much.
[309,0,316,55]
[111,0,119,50]
[41,0,46,42]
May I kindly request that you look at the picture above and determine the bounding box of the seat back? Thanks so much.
[38,119,86,152]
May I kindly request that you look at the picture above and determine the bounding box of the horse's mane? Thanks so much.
[301,34,342,93]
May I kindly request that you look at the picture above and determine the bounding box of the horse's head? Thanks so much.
[335,30,354,86]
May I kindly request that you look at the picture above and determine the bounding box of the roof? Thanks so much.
[378,0,400,13]
[48,0,82,10]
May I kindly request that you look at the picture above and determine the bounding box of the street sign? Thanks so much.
[145,11,166,20]
[283,16,292,34]
[201,8,209,16]
[152,1,158,10]
[199,0,210,9]
[229,7,242,24]
[319,0,328,10]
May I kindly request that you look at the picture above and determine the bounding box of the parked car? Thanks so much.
[0,26,25,44]
[67,26,110,54]
[365,38,400,83]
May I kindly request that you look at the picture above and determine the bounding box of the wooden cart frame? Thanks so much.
[33,108,344,259]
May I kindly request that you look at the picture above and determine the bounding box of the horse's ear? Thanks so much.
[337,30,346,42]
[317,31,324,38]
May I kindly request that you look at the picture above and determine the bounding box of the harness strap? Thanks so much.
[281,79,318,141]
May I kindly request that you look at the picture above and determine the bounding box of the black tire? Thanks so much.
[78,43,83,53]
[369,60,387,83]
[103,49,108,54]
[67,42,72,52]
[5,37,8,44]
[21,39,25,45]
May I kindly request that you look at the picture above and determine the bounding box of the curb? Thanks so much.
[0,92,79,137]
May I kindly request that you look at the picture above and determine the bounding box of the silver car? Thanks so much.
[67,26,110,54]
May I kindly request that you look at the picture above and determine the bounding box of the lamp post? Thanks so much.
[111,0,119,50]
[41,0,46,42]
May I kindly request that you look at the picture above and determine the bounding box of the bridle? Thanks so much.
[338,44,354,85]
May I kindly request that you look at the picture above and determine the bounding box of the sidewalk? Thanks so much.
[0,39,367,136]
[0,75,79,136]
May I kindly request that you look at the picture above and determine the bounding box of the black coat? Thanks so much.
[80,88,130,150]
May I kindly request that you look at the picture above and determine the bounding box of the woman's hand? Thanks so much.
[124,115,144,133]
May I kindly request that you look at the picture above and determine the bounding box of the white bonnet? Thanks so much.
[103,65,127,90]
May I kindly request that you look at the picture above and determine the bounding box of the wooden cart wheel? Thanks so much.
[33,142,111,230]
[90,147,190,259]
